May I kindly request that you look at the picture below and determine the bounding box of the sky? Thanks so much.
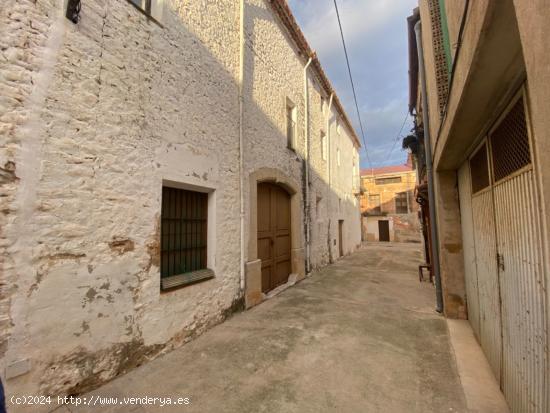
[288,0,417,170]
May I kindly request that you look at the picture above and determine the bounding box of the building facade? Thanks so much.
[360,164,420,243]
[408,1,550,411]
[0,0,362,399]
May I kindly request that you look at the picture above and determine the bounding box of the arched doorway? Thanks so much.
[257,182,291,293]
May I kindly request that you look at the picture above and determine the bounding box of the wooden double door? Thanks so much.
[257,183,291,293]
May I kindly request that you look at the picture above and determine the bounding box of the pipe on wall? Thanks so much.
[304,56,313,273]
[327,93,334,261]
[414,21,444,313]
[238,0,245,292]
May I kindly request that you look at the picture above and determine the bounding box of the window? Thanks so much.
[375,176,402,185]
[321,131,327,161]
[129,0,164,23]
[337,148,341,166]
[395,192,409,214]
[286,100,297,150]
[470,143,490,194]
[336,120,341,135]
[160,186,213,290]
[489,97,531,182]
[368,194,381,214]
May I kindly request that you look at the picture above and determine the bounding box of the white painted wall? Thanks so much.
[0,0,362,398]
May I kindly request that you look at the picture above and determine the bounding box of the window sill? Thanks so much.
[161,269,214,292]
[126,0,164,27]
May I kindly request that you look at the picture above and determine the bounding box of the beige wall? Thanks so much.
[360,170,421,243]
[0,0,362,400]
[513,0,550,334]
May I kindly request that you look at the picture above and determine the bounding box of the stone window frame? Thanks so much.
[286,98,298,151]
[395,191,409,214]
[321,130,327,161]
[128,0,164,25]
[159,181,217,292]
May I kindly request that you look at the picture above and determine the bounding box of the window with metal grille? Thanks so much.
[368,194,381,214]
[375,176,402,185]
[161,187,212,290]
[129,0,164,23]
[286,100,297,150]
[428,0,449,116]
[395,192,409,214]
[489,97,531,182]
[470,143,490,194]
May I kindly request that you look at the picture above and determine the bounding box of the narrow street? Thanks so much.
[65,244,468,413]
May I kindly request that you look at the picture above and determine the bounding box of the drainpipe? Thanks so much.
[238,0,245,292]
[327,93,334,261]
[304,56,313,273]
[414,21,444,313]
[327,93,334,187]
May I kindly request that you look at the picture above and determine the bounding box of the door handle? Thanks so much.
[497,253,505,271]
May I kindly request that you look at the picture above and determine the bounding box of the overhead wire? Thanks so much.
[381,110,410,167]
[332,0,372,168]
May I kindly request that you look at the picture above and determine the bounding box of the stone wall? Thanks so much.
[0,0,362,400]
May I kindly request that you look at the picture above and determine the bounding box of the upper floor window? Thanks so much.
[129,0,164,23]
[336,120,341,135]
[375,176,402,185]
[286,99,297,150]
[395,192,409,214]
[321,131,327,161]
[368,194,381,214]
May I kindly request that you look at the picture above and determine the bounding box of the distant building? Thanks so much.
[360,162,420,243]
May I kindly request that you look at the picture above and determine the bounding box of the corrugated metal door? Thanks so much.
[469,142,503,381]
[489,96,547,413]
[458,162,481,341]
[463,92,548,413]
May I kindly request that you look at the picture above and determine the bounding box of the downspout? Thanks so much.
[304,57,313,273]
[239,0,245,292]
[327,93,334,187]
[327,93,334,262]
[414,21,444,313]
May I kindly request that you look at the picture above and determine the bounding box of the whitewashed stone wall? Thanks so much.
[1,0,362,400]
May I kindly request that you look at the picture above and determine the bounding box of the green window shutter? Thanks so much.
[438,0,453,74]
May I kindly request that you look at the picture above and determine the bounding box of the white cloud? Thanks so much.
[289,0,418,168]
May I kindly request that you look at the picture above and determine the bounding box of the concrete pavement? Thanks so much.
[58,243,494,412]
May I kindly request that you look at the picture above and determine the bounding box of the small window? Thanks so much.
[160,186,213,290]
[286,100,297,150]
[489,97,531,182]
[368,194,381,214]
[336,120,341,135]
[337,148,341,166]
[129,0,164,23]
[375,176,402,185]
[470,143,490,194]
[321,131,327,161]
[395,192,409,214]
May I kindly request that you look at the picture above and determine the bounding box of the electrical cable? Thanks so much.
[333,0,372,168]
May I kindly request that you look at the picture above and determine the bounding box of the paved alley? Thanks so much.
[53,243,473,413]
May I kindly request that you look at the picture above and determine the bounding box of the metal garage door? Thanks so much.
[459,92,548,412]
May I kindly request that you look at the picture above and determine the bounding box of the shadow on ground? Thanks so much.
[65,243,467,413]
